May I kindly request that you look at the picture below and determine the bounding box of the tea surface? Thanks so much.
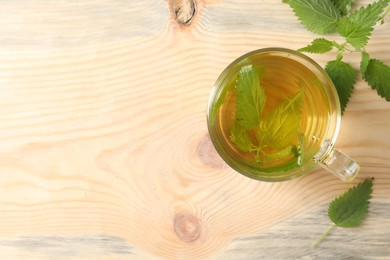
[210,53,332,174]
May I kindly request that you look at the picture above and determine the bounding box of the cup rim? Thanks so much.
[207,47,341,181]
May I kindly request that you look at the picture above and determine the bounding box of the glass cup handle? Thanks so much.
[318,148,360,182]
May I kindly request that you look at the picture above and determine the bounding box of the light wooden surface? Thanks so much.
[0,0,389,259]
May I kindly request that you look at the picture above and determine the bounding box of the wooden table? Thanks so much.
[1,0,389,259]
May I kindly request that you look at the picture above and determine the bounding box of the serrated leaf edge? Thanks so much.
[298,38,335,54]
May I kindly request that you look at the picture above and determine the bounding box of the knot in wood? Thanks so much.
[173,212,202,243]
[197,134,227,169]
[171,0,196,26]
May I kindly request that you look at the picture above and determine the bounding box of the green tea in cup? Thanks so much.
[207,48,359,182]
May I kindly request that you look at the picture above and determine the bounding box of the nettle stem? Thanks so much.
[343,47,360,53]
[333,41,361,59]
[332,41,347,61]
[249,145,263,164]
[313,223,337,247]
[332,41,345,51]
[380,6,390,22]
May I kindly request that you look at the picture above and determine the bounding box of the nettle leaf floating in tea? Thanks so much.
[230,65,304,165]
[236,65,266,129]
[230,120,256,152]
[260,90,303,150]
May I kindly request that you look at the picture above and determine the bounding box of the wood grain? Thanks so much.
[0,0,389,259]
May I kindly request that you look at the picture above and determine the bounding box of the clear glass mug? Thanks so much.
[207,48,360,182]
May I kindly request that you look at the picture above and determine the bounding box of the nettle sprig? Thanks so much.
[314,178,373,246]
[284,0,390,113]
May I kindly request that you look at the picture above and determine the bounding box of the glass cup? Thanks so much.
[207,48,360,182]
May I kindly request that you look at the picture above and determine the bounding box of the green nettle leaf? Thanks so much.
[284,0,341,34]
[236,65,266,129]
[230,120,255,152]
[314,178,373,246]
[266,145,293,160]
[328,179,373,227]
[261,90,304,150]
[331,0,356,16]
[337,0,390,49]
[286,0,390,112]
[298,38,335,54]
[325,60,357,113]
[364,59,390,101]
[231,65,300,162]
